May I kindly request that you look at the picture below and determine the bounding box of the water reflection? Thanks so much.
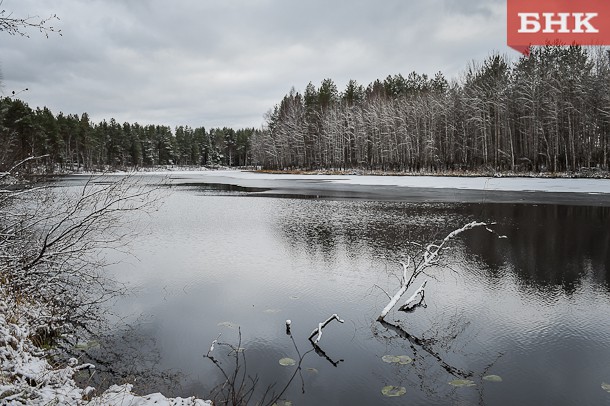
[276,200,610,294]
[268,197,610,405]
[462,204,610,292]
[58,175,610,406]
[276,200,467,263]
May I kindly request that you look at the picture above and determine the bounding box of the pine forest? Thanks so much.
[2,45,609,175]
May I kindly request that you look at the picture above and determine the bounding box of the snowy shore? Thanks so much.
[0,286,211,405]
[196,170,610,194]
[75,168,610,195]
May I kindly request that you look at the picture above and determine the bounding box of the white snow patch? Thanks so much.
[151,170,610,195]
[330,175,610,194]
[88,384,211,405]
[0,285,211,405]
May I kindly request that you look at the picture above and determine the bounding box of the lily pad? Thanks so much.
[602,382,610,393]
[381,385,407,397]
[483,375,503,382]
[397,355,413,364]
[74,340,100,350]
[449,379,476,387]
[382,355,400,363]
[217,321,238,329]
[279,357,296,366]
[382,355,413,365]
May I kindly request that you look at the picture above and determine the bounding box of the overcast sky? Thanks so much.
[0,0,509,130]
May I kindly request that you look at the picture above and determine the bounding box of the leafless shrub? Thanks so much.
[0,169,162,343]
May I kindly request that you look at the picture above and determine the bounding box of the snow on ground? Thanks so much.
[129,170,610,195]
[0,285,211,405]
[332,174,610,194]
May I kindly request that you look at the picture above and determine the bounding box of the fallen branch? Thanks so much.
[308,314,344,344]
[398,280,427,312]
[378,221,496,321]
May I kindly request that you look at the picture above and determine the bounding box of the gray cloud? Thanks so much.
[0,0,507,129]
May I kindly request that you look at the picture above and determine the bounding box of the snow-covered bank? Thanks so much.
[127,170,610,195]
[0,286,210,405]
[329,174,610,195]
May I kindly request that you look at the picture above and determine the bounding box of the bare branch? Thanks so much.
[378,221,497,321]
[0,2,61,38]
[0,155,50,181]
[308,314,345,344]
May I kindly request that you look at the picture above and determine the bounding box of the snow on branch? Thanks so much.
[206,333,222,356]
[378,221,500,321]
[308,314,344,344]
[398,280,427,312]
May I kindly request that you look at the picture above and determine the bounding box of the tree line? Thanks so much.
[2,45,609,175]
[254,45,610,173]
[0,98,259,172]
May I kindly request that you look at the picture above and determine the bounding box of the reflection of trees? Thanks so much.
[462,204,610,292]
[276,200,466,262]
[277,199,610,292]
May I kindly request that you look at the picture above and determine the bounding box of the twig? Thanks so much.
[0,155,50,181]
[308,314,345,344]
[378,221,494,321]
[373,284,392,300]
[398,280,427,311]
[206,333,222,357]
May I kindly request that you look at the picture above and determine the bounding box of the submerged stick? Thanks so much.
[398,280,427,312]
[378,280,409,320]
[308,314,344,344]
[378,222,492,321]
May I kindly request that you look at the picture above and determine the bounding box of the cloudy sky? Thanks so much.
[0,0,509,130]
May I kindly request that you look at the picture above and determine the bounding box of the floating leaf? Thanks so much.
[75,340,100,350]
[483,375,503,382]
[381,385,406,397]
[279,357,296,366]
[382,355,400,363]
[602,382,610,393]
[264,309,281,314]
[306,367,318,374]
[217,321,238,329]
[449,379,476,387]
[382,355,413,365]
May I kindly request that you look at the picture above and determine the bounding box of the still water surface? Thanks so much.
[63,173,610,405]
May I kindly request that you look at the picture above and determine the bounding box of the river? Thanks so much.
[59,171,610,405]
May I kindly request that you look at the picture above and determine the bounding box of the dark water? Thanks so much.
[60,174,610,405]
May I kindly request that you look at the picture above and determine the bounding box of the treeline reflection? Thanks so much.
[462,204,610,293]
[275,199,610,293]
